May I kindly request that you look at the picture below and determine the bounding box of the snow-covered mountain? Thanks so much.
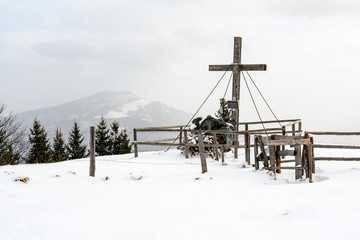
[17,91,192,143]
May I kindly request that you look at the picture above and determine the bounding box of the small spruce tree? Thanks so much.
[110,121,122,155]
[215,98,231,122]
[52,127,67,162]
[95,116,112,156]
[119,129,132,154]
[27,118,52,164]
[66,121,87,160]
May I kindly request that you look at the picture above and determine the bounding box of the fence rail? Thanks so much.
[133,119,302,164]
[305,131,360,166]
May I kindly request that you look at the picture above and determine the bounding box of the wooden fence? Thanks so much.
[133,119,302,164]
[305,132,360,166]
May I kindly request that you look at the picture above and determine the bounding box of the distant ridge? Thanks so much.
[18,91,192,144]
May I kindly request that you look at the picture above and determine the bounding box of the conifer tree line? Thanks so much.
[0,104,132,166]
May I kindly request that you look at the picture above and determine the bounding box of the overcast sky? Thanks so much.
[1,0,360,131]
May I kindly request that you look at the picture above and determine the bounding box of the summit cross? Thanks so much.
[209,37,267,157]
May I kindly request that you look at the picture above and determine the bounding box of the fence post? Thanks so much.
[197,133,208,173]
[254,136,259,170]
[245,132,251,164]
[282,126,286,158]
[213,133,219,161]
[184,130,189,159]
[178,127,183,149]
[310,137,315,174]
[89,126,96,177]
[234,132,238,159]
[133,129,138,158]
[294,144,302,180]
[292,124,296,136]
[221,145,225,164]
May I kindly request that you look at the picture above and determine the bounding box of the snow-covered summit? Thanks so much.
[1,148,360,240]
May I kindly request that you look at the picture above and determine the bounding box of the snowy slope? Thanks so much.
[1,148,360,240]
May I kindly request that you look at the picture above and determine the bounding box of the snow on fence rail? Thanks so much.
[133,119,302,165]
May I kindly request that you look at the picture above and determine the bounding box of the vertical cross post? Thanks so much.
[232,37,241,158]
[209,37,266,160]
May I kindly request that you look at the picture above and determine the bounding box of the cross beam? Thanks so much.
[209,37,267,158]
[209,64,267,71]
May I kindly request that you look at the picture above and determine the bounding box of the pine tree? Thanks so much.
[66,121,87,160]
[215,98,231,122]
[52,127,67,162]
[27,118,52,164]
[110,121,122,155]
[95,116,112,156]
[119,129,132,154]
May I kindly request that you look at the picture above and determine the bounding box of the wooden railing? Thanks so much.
[305,131,360,164]
[133,119,302,164]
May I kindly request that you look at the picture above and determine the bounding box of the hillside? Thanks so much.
[1,148,360,240]
[17,91,193,145]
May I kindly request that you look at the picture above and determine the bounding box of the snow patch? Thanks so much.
[104,111,128,119]
[121,99,150,114]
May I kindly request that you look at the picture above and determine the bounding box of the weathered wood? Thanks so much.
[294,145,302,180]
[135,140,246,149]
[268,135,276,172]
[306,131,360,136]
[179,127,183,146]
[303,145,308,178]
[313,144,360,149]
[209,64,267,71]
[292,124,296,136]
[221,146,225,164]
[232,37,241,159]
[234,133,238,159]
[135,125,189,131]
[277,150,295,156]
[136,127,282,134]
[258,135,269,167]
[272,135,303,140]
[310,137,315,174]
[280,159,295,163]
[265,166,306,170]
[266,139,311,146]
[269,146,276,170]
[197,133,208,173]
[184,130,189,159]
[281,126,286,159]
[254,137,259,170]
[306,145,313,182]
[89,126,95,177]
[282,120,302,128]
[313,157,360,161]
[276,145,281,173]
[133,129,138,158]
[245,131,251,164]
[213,133,219,161]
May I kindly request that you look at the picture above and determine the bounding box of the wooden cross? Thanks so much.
[209,37,266,130]
[209,37,266,158]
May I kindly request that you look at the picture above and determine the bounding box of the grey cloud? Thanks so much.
[265,0,360,18]
[32,39,99,60]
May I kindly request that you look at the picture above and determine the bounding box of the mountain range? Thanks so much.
[17,91,193,148]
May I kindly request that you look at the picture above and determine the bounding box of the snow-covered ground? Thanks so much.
[1,149,360,240]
